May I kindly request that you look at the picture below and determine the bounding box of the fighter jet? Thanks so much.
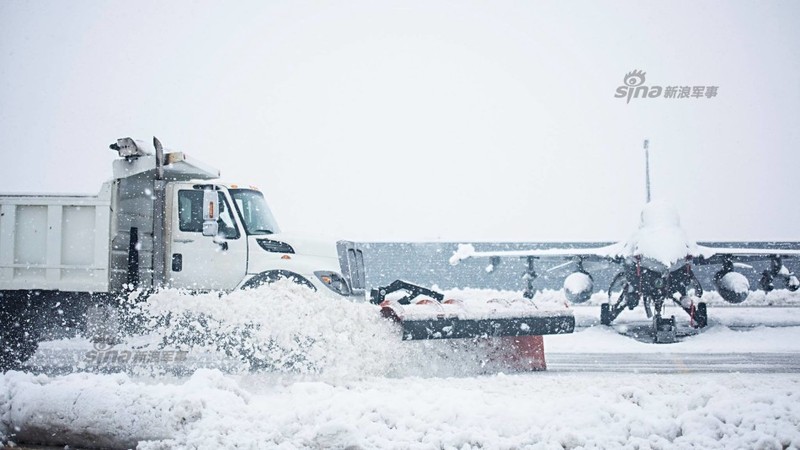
[449,141,800,343]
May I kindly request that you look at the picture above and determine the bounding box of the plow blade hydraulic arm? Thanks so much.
[370,279,444,305]
[371,281,575,341]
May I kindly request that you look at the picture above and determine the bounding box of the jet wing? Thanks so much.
[449,243,626,265]
[694,245,800,265]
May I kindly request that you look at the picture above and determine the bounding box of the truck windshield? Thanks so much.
[229,189,281,235]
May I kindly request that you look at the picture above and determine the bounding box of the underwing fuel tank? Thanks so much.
[369,280,575,340]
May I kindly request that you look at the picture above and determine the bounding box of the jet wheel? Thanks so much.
[695,302,708,328]
[600,303,612,326]
[654,315,677,344]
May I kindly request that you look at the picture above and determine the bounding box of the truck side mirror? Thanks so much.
[202,189,219,237]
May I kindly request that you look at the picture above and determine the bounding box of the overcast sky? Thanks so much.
[1,1,798,242]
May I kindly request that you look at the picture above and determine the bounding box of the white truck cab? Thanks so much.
[165,181,351,296]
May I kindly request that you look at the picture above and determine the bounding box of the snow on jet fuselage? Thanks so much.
[449,201,800,343]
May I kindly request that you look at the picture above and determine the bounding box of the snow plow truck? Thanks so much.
[0,137,574,371]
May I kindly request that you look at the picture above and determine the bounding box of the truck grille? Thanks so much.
[336,241,366,295]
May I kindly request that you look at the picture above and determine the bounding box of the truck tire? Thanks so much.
[242,270,316,291]
[0,292,41,372]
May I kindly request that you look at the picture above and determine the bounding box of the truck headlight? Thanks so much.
[257,239,295,254]
[314,271,351,296]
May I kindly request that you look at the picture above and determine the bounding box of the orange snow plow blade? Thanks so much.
[369,280,575,341]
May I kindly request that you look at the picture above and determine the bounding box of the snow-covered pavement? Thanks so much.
[2,285,800,449]
[547,352,800,373]
[3,370,799,449]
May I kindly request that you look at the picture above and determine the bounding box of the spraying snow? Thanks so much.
[43,282,540,380]
[127,281,407,377]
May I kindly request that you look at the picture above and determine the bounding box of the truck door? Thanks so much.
[167,186,248,290]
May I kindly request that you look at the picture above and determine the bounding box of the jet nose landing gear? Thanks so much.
[654,315,677,343]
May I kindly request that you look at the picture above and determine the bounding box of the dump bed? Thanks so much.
[0,184,112,292]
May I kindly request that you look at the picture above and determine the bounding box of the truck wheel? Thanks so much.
[242,270,316,291]
[0,293,41,372]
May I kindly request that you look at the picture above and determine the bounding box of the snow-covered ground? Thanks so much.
[2,283,800,449]
[3,370,799,449]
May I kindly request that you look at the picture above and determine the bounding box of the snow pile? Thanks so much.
[438,286,569,308]
[2,370,799,449]
[1,369,240,448]
[382,285,572,322]
[377,286,571,324]
[384,299,571,322]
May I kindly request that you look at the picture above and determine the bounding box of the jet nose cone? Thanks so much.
[640,201,681,228]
